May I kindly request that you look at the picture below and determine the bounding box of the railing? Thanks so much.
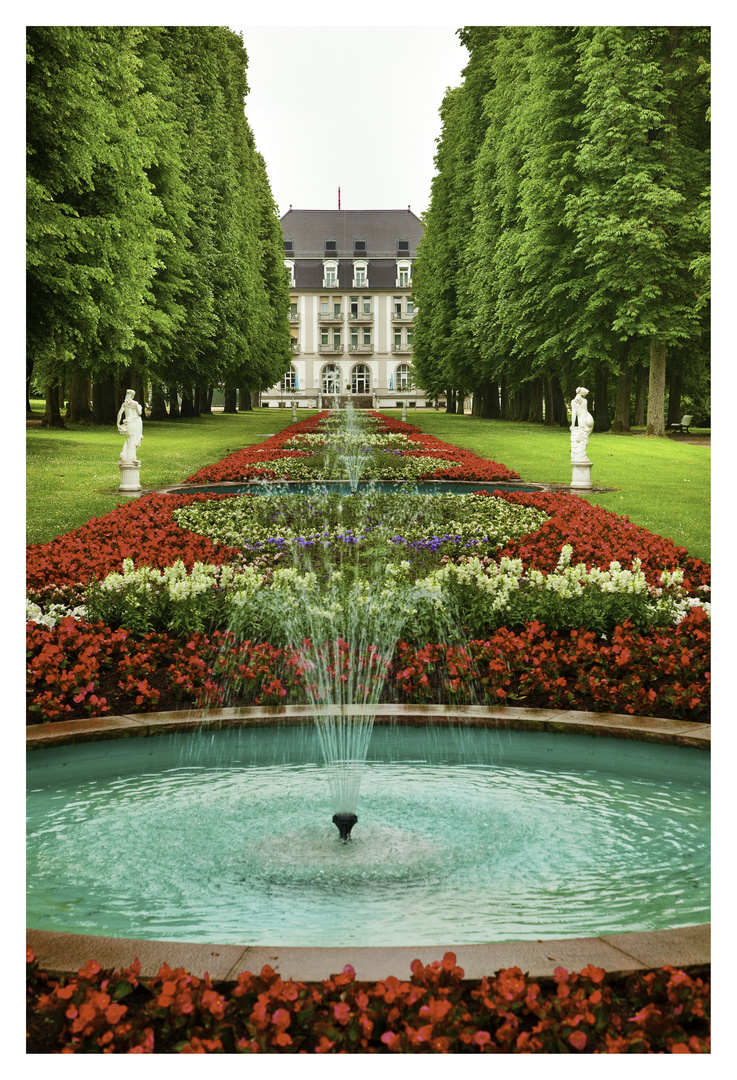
[348,344,373,353]
[318,311,343,322]
[392,344,413,354]
[318,343,344,353]
[391,310,415,322]
[348,312,373,321]
[352,279,369,289]
[289,313,300,322]
[290,342,301,353]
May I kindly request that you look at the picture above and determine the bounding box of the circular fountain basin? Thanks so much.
[27,722,709,950]
[161,480,550,497]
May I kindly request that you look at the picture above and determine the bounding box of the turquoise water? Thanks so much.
[26,727,709,947]
[173,481,545,496]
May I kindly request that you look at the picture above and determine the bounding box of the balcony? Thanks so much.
[290,342,301,354]
[348,343,374,354]
[348,311,373,322]
[391,310,415,323]
[318,342,344,354]
[289,312,300,323]
[352,279,370,289]
[392,343,413,354]
[318,311,343,323]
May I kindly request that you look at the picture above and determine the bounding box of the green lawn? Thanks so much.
[387,412,710,563]
[26,404,710,563]
[26,405,316,545]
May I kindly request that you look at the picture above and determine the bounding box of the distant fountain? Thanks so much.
[337,402,371,494]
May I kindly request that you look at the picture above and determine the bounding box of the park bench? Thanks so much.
[668,414,694,434]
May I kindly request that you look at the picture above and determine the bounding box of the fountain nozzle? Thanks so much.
[332,813,358,842]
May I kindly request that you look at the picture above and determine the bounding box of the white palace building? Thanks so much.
[260,208,429,409]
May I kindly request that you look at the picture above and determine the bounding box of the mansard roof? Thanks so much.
[281,208,423,258]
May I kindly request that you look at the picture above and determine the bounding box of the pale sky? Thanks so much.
[233,25,469,220]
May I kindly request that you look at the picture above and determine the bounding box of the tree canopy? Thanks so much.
[412,25,710,431]
[26,26,291,423]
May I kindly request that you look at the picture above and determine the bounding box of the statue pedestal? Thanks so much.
[570,459,593,490]
[118,461,142,494]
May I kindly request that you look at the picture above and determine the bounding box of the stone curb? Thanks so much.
[27,705,710,981]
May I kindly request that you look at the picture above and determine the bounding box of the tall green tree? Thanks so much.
[565,26,710,435]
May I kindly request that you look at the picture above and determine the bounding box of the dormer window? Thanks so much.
[353,261,368,288]
[396,261,411,287]
[323,261,338,288]
[324,239,337,255]
[353,239,366,254]
[397,239,410,254]
[284,239,294,253]
[284,260,295,287]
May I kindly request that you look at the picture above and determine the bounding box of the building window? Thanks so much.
[394,297,402,317]
[321,328,329,346]
[397,239,410,254]
[397,262,411,287]
[289,301,298,320]
[321,298,329,314]
[353,239,366,254]
[324,239,337,254]
[350,296,358,317]
[281,366,298,391]
[351,328,359,348]
[351,364,371,393]
[324,262,338,288]
[406,300,414,316]
[363,328,371,346]
[284,260,295,287]
[353,262,368,288]
[284,239,294,253]
[394,329,402,349]
[395,363,413,390]
[362,296,371,315]
[321,364,340,394]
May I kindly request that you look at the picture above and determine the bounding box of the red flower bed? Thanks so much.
[181,411,521,485]
[491,490,710,592]
[26,493,243,591]
[27,946,710,1054]
[26,609,710,723]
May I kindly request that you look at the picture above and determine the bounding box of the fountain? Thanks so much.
[26,719,710,948]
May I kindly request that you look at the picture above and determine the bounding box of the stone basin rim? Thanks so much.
[27,705,710,982]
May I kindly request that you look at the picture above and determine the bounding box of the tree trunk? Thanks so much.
[223,387,238,413]
[445,389,456,414]
[92,374,118,425]
[667,366,683,426]
[551,375,568,426]
[472,380,500,418]
[526,378,544,422]
[646,338,667,436]
[42,381,65,428]
[634,365,647,426]
[593,367,609,432]
[239,386,253,411]
[167,384,180,419]
[610,345,633,433]
[543,377,556,425]
[149,380,169,420]
[27,359,35,414]
[197,386,213,415]
[180,388,196,417]
[66,370,94,424]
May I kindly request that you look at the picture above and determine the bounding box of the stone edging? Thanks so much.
[27,705,710,982]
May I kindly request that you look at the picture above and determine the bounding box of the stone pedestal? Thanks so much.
[570,458,593,490]
[118,461,142,494]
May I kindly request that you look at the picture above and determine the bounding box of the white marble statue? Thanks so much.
[570,386,594,462]
[117,388,143,464]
